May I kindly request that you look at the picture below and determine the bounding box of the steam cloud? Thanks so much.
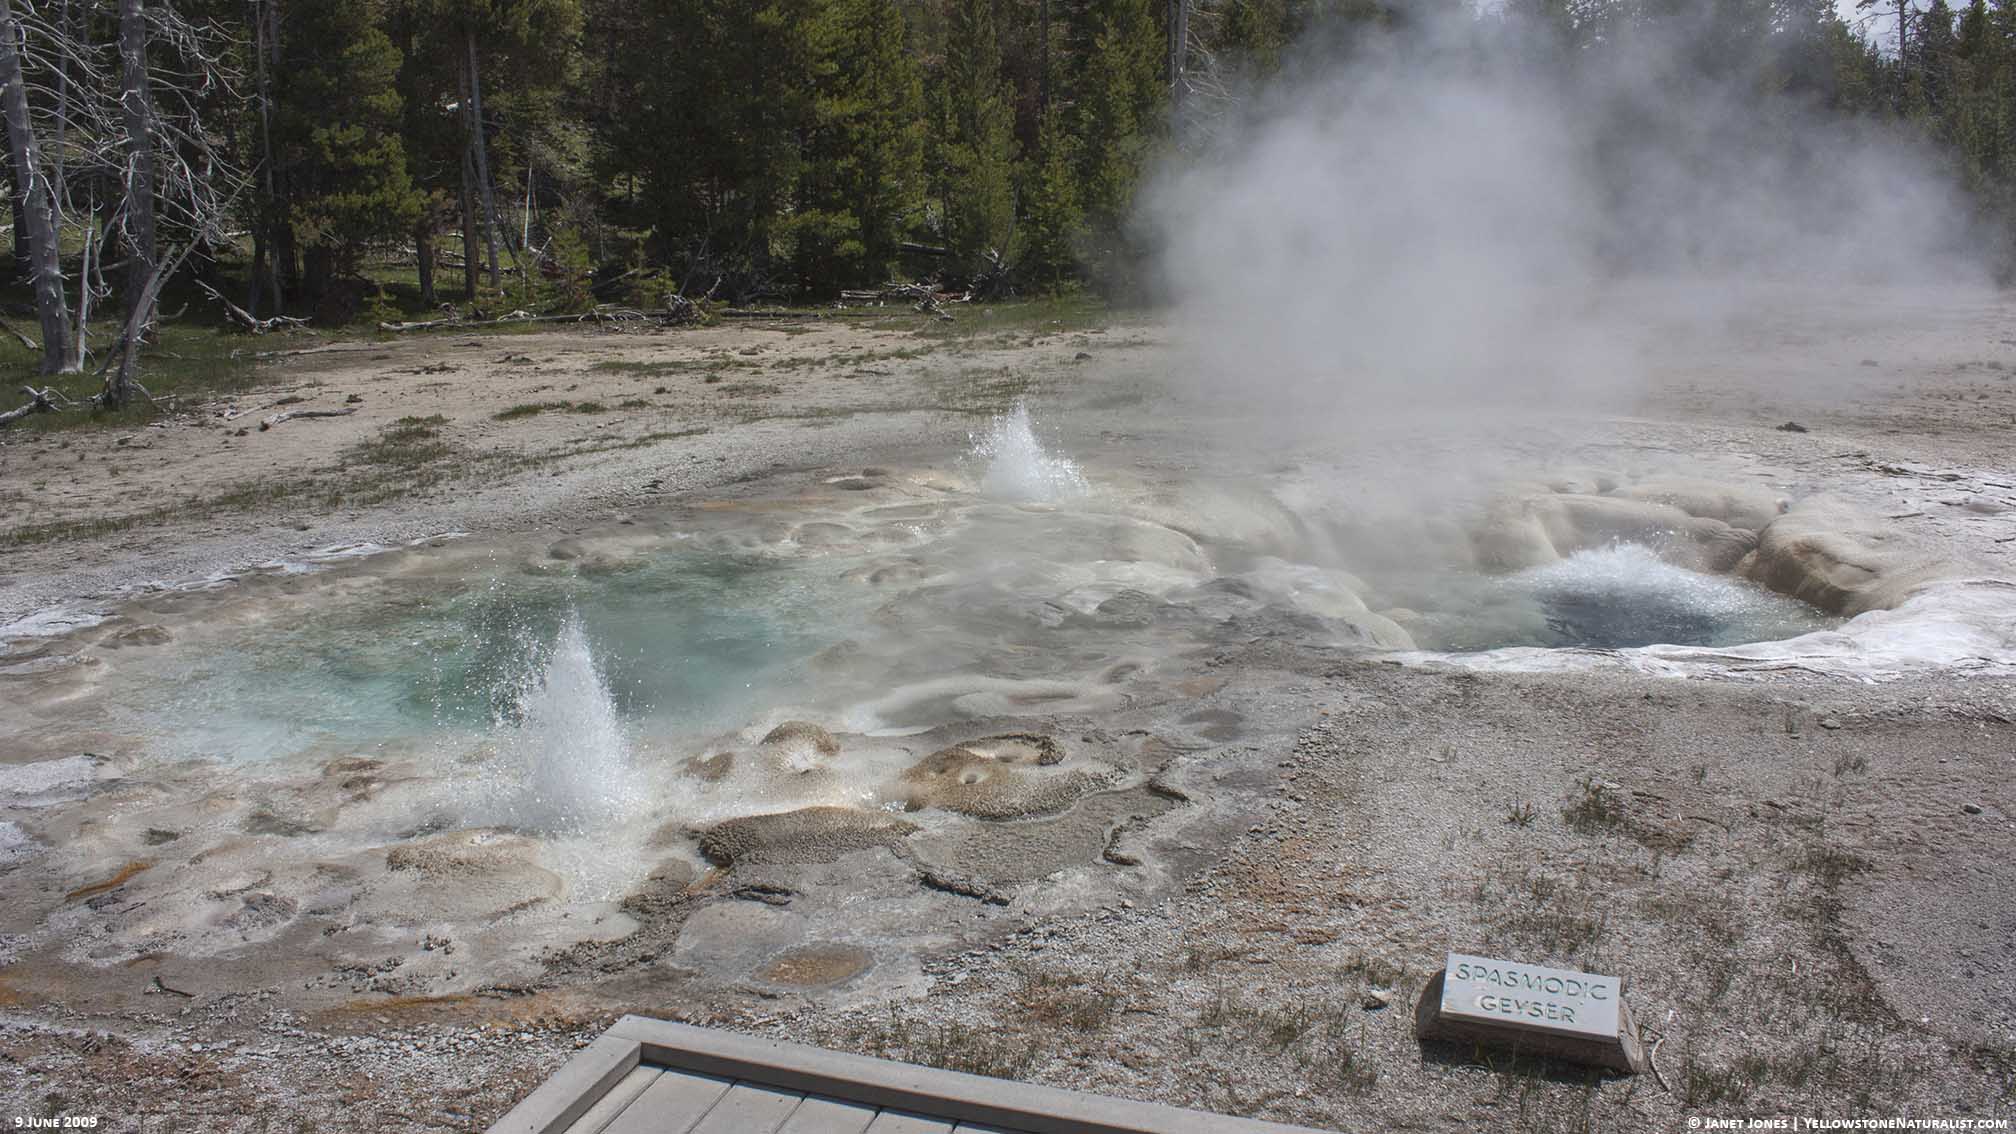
[1145,7,1991,419]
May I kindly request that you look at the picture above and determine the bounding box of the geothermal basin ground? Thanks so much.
[1,288,2013,1131]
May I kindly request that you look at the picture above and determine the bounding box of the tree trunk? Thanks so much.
[116,0,159,358]
[460,139,479,300]
[521,160,533,255]
[249,225,270,316]
[465,30,501,289]
[112,241,193,410]
[302,243,331,301]
[53,0,73,189]
[67,202,100,370]
[1899,0,1909,66]
[415,219,436,307]
[1169,0,1187,108]
[1039,0,1051,109]
[251,0,283,316]
[0,0,74,374]
[275,214,298,296]
[6,169,24,262]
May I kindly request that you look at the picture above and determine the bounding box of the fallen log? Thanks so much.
[194,279,310,334]
[248,344,380,361]
[260,407,357,430]
[663,294,700,323]
[715,308,806,320]
[0,385,65,426]
[837,282,957,321]
[377,312,585,332]
[378,303,699,333]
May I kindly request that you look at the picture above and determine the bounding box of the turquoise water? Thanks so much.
[116,533,1843,768]
[118,547,870,766]
[1395,543,1837,652]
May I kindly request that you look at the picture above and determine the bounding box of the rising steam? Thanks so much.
[1146,8,1990,420]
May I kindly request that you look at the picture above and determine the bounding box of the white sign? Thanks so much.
[1438,953,1622,1041]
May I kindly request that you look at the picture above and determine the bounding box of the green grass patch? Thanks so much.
[590,356,760,376]
[494,401,572,420]
[347,415,453,469]
[492,400,615,419]
[913,293,1109,341]
[0,321,265,433]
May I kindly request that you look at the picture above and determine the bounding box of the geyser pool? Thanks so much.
[2,411,1891,977]
[30,407,1850,873]
[103,545,872,773]
[94,513,1836,805]
[1393,543,1837,652]
[1521,545,1834,649]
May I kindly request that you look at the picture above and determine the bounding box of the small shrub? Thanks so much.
[349,415,450,468]
[1561,776,1622,834]
[494,402,570,420]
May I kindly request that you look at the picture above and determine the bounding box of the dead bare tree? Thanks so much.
[0,382,74,424]
[103,2,247,404]
[0,0,245,412]
[463,28,500,289]
[248,0,280,316]
[1165,1,1250,148]
[193,275,304,332]
[0,0,74,373]
[105,0,159,408]
[457,59,479,299]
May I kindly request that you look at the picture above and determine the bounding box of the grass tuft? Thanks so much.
[494,401,571,420]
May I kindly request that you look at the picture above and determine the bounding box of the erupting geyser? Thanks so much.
[973,401,1088,503]
[491,614,646,834]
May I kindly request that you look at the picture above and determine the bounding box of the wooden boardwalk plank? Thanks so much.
[490,1033,642,1134]
[601,1068,734,1134]
[863,1112,956,1133]
[562,1067,662,1134]
[608,1016,1334,1134]
[774,1096,880,1134]
[493,1017,1342,1134]
[687,1081,806,1134]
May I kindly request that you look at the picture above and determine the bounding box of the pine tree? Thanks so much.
[794,0,926,292]
[941,0,1022,276]
[384,0,470,306]
[272,0,424,303]
[1070,0,1161,226]
[1064,0,1162,292]
[619,0,814,296]
[1917,0,1961,130]
[1020,106,1083,286]
[423,0,582,292]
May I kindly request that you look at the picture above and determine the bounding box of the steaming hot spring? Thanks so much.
[2,401,2010,1000]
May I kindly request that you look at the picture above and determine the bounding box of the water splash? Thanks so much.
[493,615,646,834]
[973,401,1088,502]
